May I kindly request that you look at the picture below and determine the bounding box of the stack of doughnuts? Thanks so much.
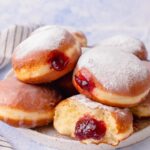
[0,26,149,146]
[0,25,83,128]
[54,35,150,145]
[12,26,81,83]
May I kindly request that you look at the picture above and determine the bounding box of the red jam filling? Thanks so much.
[75,115,106,140]
[75,72,95,92]
[48,50,69,71]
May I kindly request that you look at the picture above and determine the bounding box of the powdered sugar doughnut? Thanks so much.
[98,35,147,60]
[54,94,133,145]
[0,77,62,128]
[131,61,150,117]
[12,26,81,84]
[73,47,150,107]
[32,25,87,47]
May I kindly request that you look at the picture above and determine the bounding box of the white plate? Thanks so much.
[4,69,150,150]
[16,124,150,150]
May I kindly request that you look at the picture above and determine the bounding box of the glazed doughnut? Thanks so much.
[73,47,150,107]
[32,25,87,47]
[12,26,81,84]
[54,94,133,146]
[0,77,61,128]
[98,35,147,60]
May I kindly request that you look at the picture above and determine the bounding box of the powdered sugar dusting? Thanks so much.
[71,95,130,117]
[98,35,145,54]
[71,94,116,111]
[77,47,149,93]
[15,26,68,59]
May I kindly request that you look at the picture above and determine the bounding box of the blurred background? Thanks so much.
[0,0,150,45]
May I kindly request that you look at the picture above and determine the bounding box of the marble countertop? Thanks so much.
[0,0,149,149]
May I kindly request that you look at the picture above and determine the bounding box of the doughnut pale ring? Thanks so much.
[0,77,62,128]
[12,26,81,84]
[73,47,150,107]
[54,94,133,146]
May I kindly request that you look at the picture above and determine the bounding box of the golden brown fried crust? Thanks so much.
[0,78,62,111]
[73,67,150,97]
[14,55,79,84]
[112,109,133,133]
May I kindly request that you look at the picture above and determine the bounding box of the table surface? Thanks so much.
[0,0,150,149]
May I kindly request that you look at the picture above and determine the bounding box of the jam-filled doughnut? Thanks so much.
[0,77,62,128]
[54,94,133,146]
[12,26,81,84]
[98,35,147,60]
[73,47,150,107]
[32,25,87,47]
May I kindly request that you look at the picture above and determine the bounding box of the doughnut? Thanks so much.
[73,47,150,107]
[0,77,62,128]
[32,25,87,47]
[131,94,150,118]
[54,94,133,146]
[97,35,147,60]
[53,72,78,98]
[12,26,81,84]
[131,61,150,117]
